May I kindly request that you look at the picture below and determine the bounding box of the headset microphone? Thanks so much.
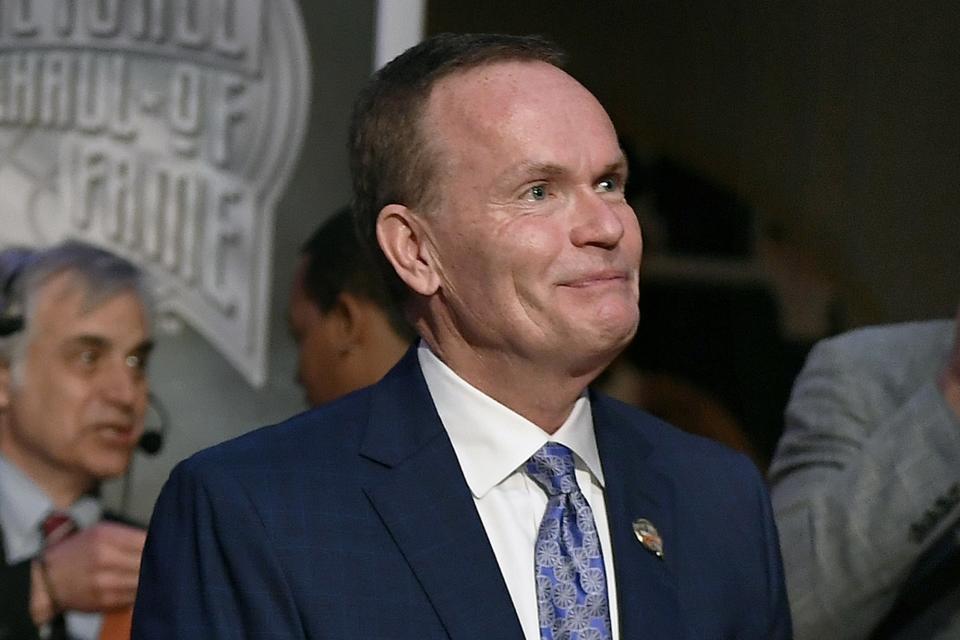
[138,392,168,455]
[0,316,23,336]
[138,429,164,455]
[0,249,30,337]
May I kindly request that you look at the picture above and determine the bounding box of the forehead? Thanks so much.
[425,60,621,169]
[30,272,148,344]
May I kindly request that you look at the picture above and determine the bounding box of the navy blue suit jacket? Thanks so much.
[132,349,791,638]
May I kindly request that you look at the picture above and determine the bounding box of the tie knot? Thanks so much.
[525,442,578,496]
[40,511,76,546]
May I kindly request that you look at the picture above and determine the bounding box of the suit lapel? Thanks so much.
[592,393,685,639]
[359,349,524,640]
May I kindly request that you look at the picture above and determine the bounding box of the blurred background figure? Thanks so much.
[769,303,960,640]
[597,356,763,466]
[0,241,153,640]
[593,149,826,470]
[288,207,415,406]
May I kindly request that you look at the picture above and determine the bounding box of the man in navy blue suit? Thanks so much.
[133,33,791,639]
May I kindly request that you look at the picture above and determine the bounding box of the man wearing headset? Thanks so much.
[0,241,152,640]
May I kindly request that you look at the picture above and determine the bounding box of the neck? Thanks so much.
[420,337,605,434]
[0,431,92,509]
[362,317,415,383]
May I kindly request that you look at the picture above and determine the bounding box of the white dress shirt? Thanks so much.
[418,343,621,640]
[0,454,103,640]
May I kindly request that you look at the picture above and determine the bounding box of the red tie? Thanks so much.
[41,511,77,547]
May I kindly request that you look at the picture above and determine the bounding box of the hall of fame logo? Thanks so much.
[0,0,311,387]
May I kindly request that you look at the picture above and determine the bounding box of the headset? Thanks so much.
[0,248,28,336]
[140,392,167,455]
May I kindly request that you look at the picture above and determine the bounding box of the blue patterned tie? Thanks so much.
[526,442,612,640]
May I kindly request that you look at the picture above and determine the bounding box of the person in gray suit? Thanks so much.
[769,305,960,640]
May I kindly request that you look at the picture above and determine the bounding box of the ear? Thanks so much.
[376,204,441,296]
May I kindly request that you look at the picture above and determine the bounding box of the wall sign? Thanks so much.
[0,0,311,387]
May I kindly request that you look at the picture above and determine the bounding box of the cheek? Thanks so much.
[513,225,560,257]
[626,215,643,260]
[132,388,150,424]
[299,331,337,381]
[507,224,568,288]
[9,394,51,444]
[439,220,564,311]
[21,393,86,457]
[30,381,83,426]
[301,356,325,391]
[298,345,321,381]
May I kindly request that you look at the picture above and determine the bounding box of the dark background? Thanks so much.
[425,1,959,461]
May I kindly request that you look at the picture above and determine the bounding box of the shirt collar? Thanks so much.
[417,342,605,499]
[0,454,102,542]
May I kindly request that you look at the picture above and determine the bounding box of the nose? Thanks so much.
[100,358,142,411]
[570,191,627,249]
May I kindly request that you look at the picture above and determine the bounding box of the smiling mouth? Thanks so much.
[559,270,630,288]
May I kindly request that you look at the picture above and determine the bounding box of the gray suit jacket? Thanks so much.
[769,320,960,640]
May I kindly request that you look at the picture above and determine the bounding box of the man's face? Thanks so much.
[288,259,346,406]
[0,273,152,489]
[415,61,642,372]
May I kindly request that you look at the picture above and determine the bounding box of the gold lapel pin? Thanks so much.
[632,518,664,560]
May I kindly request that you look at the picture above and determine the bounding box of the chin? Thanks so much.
[560,326,636,377]
[592,309,639,347]
[85,452,136,481]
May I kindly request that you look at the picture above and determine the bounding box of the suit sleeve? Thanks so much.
[0,560,41,640]
[131,457,304,639]
[755,460,793,640]
[768,335,960,640]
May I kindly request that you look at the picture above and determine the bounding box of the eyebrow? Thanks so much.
[133,340,156,358]
[498,161,566,185]
[601,156,629,178]
[497,154,630,186]
[63,335,110,351]
[62,334,155,356]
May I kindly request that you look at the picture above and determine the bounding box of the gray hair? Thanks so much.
[0,241,153,381]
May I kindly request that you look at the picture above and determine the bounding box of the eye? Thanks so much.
[125,352,150,377]
[78,349,99,368]
[597,176,621,193]
[524,184,548,201]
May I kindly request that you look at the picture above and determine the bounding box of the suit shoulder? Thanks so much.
[809,319,952,370]
[793,319,953,407]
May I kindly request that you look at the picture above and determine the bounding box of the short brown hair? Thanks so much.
[348,32,566,304]
[301,207,415,342]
